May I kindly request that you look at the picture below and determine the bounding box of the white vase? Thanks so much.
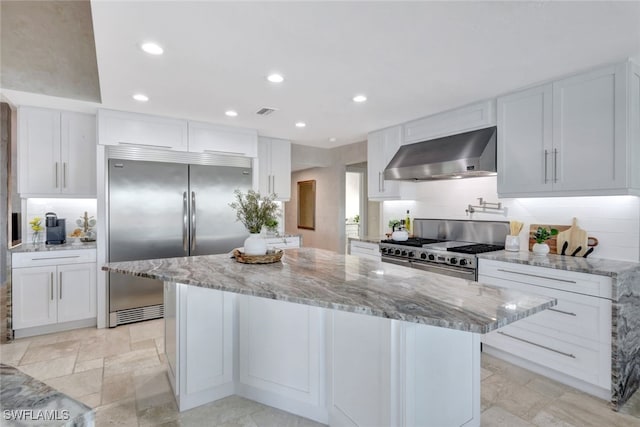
[532,242,550,255]
[244,233,267,255]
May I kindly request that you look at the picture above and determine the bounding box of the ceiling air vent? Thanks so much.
[256,107,278,116]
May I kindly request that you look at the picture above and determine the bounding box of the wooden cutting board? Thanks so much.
[528,220,597,255]
[566,217,588,257]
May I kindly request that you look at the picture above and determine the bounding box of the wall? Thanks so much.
[382,177,640,262]
[25,198,97,243]
[285,141,366,253]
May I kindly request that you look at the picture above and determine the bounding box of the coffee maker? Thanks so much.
[45,212,66,245]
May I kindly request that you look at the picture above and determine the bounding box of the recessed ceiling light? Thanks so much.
[140,42,164,55]
[329,137,337,142]
[295,122,306,128]
[132,93,149,102]
[225,110,238,117]
[267,73,284,83]
[353,94,367,103]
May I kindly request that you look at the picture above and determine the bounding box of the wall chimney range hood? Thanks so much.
[383,126,497,181]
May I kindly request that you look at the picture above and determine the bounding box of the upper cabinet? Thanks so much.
[97,109,188,150]
[498,61,639,197]
[258,137,291,201]
[188,121,257,157]
[367,125,404,200]
[403,100,496,145]
[18,107,96,197]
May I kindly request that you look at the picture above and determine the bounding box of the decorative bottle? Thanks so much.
[405,210,411,234]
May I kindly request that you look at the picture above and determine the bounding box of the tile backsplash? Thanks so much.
[25,198,97,242]
[382,177,640,262]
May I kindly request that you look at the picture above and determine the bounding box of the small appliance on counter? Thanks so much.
[45,212,66,245]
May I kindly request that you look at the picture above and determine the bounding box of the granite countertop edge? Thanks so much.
[11,242,97,253]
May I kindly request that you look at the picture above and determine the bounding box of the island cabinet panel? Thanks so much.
[238,295,326,421]
[165,283,235,411]
[479,259,612,399]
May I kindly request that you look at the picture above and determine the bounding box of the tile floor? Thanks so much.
[1,319,639,426]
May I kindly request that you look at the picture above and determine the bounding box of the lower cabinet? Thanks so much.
[478,259,612,399]
[348,240,380,260]
[12,250,97,337]
[264,235,301,250]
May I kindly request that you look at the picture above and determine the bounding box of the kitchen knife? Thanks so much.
[583,247,594,258]
[571,246,582,257]
[561,241,569,256]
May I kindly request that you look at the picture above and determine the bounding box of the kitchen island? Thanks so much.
[103,247,555,427]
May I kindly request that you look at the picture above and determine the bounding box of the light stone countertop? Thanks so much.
[103,247,555,334]
[10,242,97,253]
[477,250,640,278]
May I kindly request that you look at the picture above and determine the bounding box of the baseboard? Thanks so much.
[14,318,97,339]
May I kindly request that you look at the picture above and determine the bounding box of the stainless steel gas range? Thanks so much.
[379,219,509,280]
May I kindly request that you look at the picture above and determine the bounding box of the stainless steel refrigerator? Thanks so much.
[108,155,252,327]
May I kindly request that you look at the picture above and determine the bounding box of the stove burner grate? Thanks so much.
[446,244,505,254]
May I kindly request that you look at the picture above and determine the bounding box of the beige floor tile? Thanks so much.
[178,395,266,426]
[546,390,640,427]
[525,375,572,399]
[95,398,139,427]
[250,406,325,427]
[77,392,102,409]
[155,337,164,354]
[481,366,494,381]
[619,388,640,417]
[217,414,259,427]
[482,405,535,427]
[0,340,31,365]
[77,330,131,362]
[104,348,160,377]
[20,339,80,365]
[137,399,179,427]
[18,355,77,380]
[129,319,164,343]
[131,339,157,351]
[45,367,103,399]
[75,357,104,373]
[102,372,136,405]
[134,367,174,411]
[531,410,581,427]
[481,372,521,406]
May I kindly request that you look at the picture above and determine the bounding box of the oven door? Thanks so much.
[410,261,477,280]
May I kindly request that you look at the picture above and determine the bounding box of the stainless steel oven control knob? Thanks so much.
[420,253,427,259]
[428,254,435,261]
[459,259,468,266]
[408,251,415,258]
[381,248,387,253]
[395,249,401,255]
[450,258,458,265]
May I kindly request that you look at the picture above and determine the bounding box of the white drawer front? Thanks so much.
[13,249,97,268]
[478,259,612,299]
[265,236,300,249]
[350,241,380,257]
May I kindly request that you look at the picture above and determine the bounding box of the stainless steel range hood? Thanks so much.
[383,126,497,181]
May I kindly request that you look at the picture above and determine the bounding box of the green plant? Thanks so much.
[532,227,558,244]
[229,189,280,234]
[265,217,279,232]
[388,219,401,230]
[353,214,360,224]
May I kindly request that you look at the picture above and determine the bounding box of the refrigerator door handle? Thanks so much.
[191,191,196,252]
[183,192,188,252]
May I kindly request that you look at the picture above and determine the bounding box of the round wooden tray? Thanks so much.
[233,249,283,264]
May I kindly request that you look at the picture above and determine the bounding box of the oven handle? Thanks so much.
[381,256,411,266]
[411,262,476,277]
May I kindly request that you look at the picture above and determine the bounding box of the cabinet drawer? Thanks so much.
[478,259,612,299]
[350,241,380,256]
[265,237,300,249]
[13,249,97,268]
[483,323,610,389]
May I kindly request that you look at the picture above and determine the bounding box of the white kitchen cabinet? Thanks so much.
[403,99,496,144]
[188,121,258,157]
[238,295,326,420]
[348,240,380,260]
[97,108,188,150]
[498,61,635,197]
[478,259,612,399]
[264,235,300,249]
[367,125,414,201]
[258,136,291,201]
[18,107,96,197]
[12,249,97,337]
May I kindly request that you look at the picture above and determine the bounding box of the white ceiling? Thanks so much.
[6,1,640,149]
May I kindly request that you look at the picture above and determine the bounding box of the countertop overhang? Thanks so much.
[102,247,555,334]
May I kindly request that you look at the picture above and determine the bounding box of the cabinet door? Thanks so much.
[257,137,271,195]
[57,263,97,323]
[18,107,61,195]
[61,112,96,196]
[367,126,401,200]
[269,138,291,200]
[497,84,553,195]
[12,266,57,329]
[553,63,628,191]
[97,109,188,150]
[188,121,258,157]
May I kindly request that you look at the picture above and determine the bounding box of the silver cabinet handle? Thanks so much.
[553,148,558,183]
[378,172,383,192]
[63,163,67,188]
[59,272,62,299]
[496,268,577,284]
[32,255,81,261]
[548,307,576,317]
[543,150,549,184]
[50,273,54,300]
[55,162,59,188]
[182,192,188,252]
[271,175,275,193]
[497,331,575,359]
[190,191,196,253]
